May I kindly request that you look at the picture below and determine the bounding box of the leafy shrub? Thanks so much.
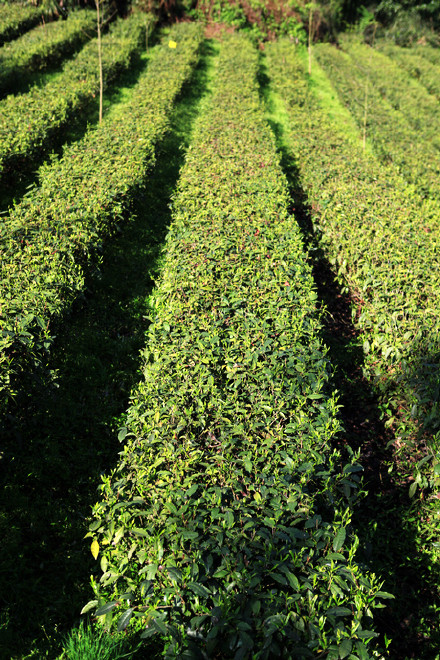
[265,39,440,489]
[344,42,440,150]
[0,22,202,408]
[0,10,96,96]
[0,12,154,181]
[378,43,440,101]
[0,2,43,45]
[85,32,388,659]
[314,42,440,201]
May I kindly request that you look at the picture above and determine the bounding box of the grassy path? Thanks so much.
[0,39,216,659]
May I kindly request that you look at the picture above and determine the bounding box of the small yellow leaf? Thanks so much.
[91,539,100,560]
[169,40,177,49]
[254,492,262,503]
[154,411,160,423]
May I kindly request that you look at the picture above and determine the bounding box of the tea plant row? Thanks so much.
[0,22,202,407]
[314,43,440,202]
[377,43,440,102]
[0,10,96,97]
[266,41,440,488]
[0,1,42,46]
[344,42,440,152]
[86,33,388,659]
[0,11,153,182]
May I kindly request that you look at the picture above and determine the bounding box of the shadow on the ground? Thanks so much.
[258,55,440,660]
[0,40,215,659]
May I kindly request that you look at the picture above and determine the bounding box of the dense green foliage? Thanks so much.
[343,42,440,150]
[414,43,440,66]
[193,0,307,42]
[374,0,440,29]
[86,32,388,659]
[0,21,201,408]
[0,38,210,659]
[0,1,42,45]
[314,43,440,201]
[265,40,440,483]
[0,11,152,181]
[377,43,440,101]
[0,10,96,96]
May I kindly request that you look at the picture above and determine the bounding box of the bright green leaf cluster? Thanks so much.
[344,42,440,152]
[265,40,440,475]
[314,43,440,201]
[377,43,440,102]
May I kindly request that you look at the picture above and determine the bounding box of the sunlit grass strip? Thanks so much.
[314,42,440,202]
[265,40,440,463]
[87,32,386,659]
[0,2,42,45]
[0,22,202,405]
[0,12,153,181]
[0,10,96,96]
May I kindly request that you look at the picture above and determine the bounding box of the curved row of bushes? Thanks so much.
[0,9,96,97]
[344,42,440,151]
[265,40,440,472]
[314,43,440,202]
[0,1,42,45]
[86,32,387,660]
[0,11,153,181]
[377,43,440,101]
[0,22,202,408]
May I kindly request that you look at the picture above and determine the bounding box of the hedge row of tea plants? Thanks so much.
[344,42,440,151]
[377,43,440,101]
[0,11,153,181]
[0,10,96,96]
[0,22,202,406]
[314,43,440,202]
[85,33,387,660]
[266,40,440,466]
[414,43,440,67]
[0,1,42,45]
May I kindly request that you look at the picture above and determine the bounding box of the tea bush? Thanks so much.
[377,43,440,101]
[0,2,43,45]
[0,11,153,180]
[0,10,96,96]
[314,43,440,202]
[344,42,440,150]
[85,32,388,659]
[0,22,202,407]
[266,40,440,482]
